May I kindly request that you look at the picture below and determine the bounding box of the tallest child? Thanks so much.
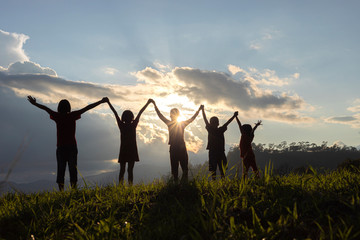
[28,96,108,191]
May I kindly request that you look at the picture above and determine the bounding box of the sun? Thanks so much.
[155,93,198,122]
[176,113,187,122]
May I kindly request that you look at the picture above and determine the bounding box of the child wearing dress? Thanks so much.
[106,98,151,185]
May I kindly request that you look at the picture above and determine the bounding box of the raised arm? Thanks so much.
[252,120,262,134]
[223,111,238,128]
[76,97,108,115]
[134,99,151,122]
[27,96,55,115]
[106,99,122,128]
[184,105,202,125]
[235,116,242,131]
[150,99,170,124]
[201,105,209,126]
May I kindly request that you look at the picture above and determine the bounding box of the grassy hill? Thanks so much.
[1,166,360,239]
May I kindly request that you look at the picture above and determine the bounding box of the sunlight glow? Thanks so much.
[109,159,118,164]
[155,93,198,122]
[176,113,187,122]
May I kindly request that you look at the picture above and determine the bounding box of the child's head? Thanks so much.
[121,110,134,123]
[170,108,180,121]
[58,99,71,113]
[209,116,219,127]
[242,124,253,135]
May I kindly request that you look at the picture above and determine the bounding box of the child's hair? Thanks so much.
[209,116,219,127]
[170,108,180,120]
[242,124,253,136]
[58,99,71,113]
[121,110,134,123]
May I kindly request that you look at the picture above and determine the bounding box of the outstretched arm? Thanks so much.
[106,99,122,128]
[235,116,242,131]
[134,99,151,122]
[76,97,108,115]
[252,120,262,134]
[223,111,238,128]
[150,99,170,124]
[184,105,202,125]
[27,96,55,115]
[201,105,209,126]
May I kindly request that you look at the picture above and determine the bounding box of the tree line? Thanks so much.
[251,141,359,153]
[224,141,360,176]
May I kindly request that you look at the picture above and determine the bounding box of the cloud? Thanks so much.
[248,29,280,51]
[131,65,310,124]
[325,100,360,128]
[0,71,124,108]
[228,65,245,75]
[133,67,163,84]
[250,42,262,50]
[347,99,360,112]
[153,61,171,71]
[103,67,119,76]
[172,67,309,123]
[3,61,57,76]
[1,62,312,125]
[0,29,30,67]
[328,116,357,122]
[326,114,360,127]
[0,29,310,125]
[228,64,298,87]
[325,114,360,128]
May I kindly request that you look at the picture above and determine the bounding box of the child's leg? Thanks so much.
[247,152,260,178]
[56,148,67,191]
[170,147,180,181]
[58,183,64,191]
[67,147,78,189]
[208,151,217,180]
[179,149,189,182]
[127,161,135,185]
[242,158,250,179]
[250,158,260,178]
[119,162,126,184]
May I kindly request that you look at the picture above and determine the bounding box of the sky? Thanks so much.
[1,0,360,183]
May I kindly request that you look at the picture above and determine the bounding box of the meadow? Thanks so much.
[1,165,360,240]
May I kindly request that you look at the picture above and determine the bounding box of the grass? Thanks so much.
[1,167,360,239]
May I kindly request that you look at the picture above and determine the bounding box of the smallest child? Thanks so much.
[236,116,262,179]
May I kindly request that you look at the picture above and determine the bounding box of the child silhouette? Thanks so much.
[201,106,238,180]
[27,95,108,191]
[106,98,151,185]
[150,99,201,182]
[236,116,262,179]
